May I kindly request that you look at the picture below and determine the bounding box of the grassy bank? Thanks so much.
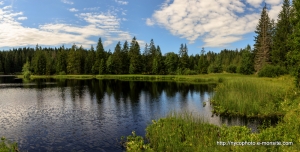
[123,110,300,151]
[123,74,300,151]
[18,73,229,83]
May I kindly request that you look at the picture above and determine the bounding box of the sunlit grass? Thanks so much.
[123,111,300,151]
[212,75,294,118]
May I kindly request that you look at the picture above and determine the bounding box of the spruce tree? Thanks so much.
[112,42,122,74]
[128,37,141,74]
[121,41,130,74]
[254,4,272,72]
[94,38,105,74]
[272,0,292,67]
[287,0,300,87]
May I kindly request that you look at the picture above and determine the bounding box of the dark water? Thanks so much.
[0,76,261,152]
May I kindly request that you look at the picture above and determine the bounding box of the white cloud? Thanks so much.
[84,7,100,11]
[115,0,128,5]
[69,8,78,12]
[268,4,282,21]
[3,5,11,9]
[17,16,27,20]
[265,0,281,5]
[0,1,4,5]
[246,0,263,8]
[148,0,282,47]
[0,6,142,49]
[146,18,154,26]
[61,0,73,5]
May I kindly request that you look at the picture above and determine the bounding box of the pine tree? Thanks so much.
[287,0,300,87]
[198,47,208,74]
[128,37,141,74]
[94,38,105,74]
[106,55,113,74]
[165,52,178,74]
[142,43,151,74]
[178,43,189,71]
[121,41,130,74]
[99,59,105,74]
[56,45,67,74]
[272,0,292,67]
[84,45,95,74]
[112,42,123,74]
[67,44,79,74]
[254,4,272,72]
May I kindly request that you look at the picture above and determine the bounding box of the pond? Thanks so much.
[0,76,261,152]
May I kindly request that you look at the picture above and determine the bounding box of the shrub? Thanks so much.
[58,71,66,75]
[226,65,237,73]
[183,69,197,75]
[208,64,222,73]
[258,65,287,77]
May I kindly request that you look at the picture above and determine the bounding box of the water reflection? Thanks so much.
[0,77,259,152]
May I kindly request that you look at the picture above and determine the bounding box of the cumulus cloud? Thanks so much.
[61,0,73,5]
[147,0,282,47]
[69,8,78,12]
[0,1,4,5]
[0,6,143,48]
[115,0,128,5]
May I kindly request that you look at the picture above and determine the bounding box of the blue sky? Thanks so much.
[0,0,284,55]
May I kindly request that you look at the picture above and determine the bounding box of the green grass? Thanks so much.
[123,111,300,152]
[211,75,295,118]
[0,137,18,152]
[123,74,300,151]
[17,73,230,83]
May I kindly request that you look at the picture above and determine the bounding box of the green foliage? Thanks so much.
[198,53,208,74]
[128,37,142,74]
[271,0,291,67]
[99,59,105,75]
[22,60,31,79]
[0,136,19,152]
[239,50,254,75]
[178,44,189,70]
[212,76,290,117]
[121,131,152,152]
[258,64,287,77]
[106,55,113,74]
[33,50,47,75]
[182,69,197,75]
[226,65,237,73]
[164,52,178,74]
[254,4,272,72]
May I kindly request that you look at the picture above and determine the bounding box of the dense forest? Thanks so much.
[0,1,299,85]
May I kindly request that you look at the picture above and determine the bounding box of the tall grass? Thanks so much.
[211,76,292,118]
[123,111,300,151]
[123,74,300,151]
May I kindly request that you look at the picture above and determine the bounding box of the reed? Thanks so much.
[211,76,293,118]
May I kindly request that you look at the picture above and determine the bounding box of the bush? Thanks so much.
[183,69,197,75]
[226,65,237,73]
[208,64,222,73]
[258,65,287,77]
[58,71,66,75]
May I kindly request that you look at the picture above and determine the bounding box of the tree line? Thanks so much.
[0,37,252,76]
[0,0,299,83]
